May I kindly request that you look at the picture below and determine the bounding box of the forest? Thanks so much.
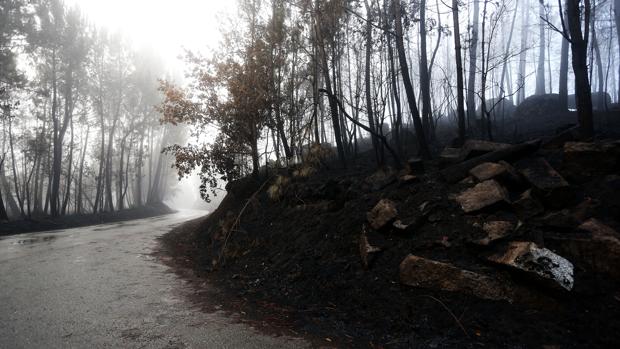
[1,0,182,221]
[158,0,620,201]
[2,0,619,219]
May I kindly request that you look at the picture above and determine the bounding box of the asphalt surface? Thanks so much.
[0,210,308,349]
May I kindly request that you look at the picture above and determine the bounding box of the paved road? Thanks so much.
[0,211,307,349]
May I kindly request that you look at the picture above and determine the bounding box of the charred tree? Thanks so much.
[392,0,431,159]
[452,0,466,145]
[565,0,594,139]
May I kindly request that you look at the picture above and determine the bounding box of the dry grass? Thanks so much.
[267,175,290,201]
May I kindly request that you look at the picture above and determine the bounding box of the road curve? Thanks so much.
[0,210,307,349]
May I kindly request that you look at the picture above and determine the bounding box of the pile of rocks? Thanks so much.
[365,138,620,302]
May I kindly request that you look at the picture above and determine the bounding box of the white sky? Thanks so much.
[64,0,236,73]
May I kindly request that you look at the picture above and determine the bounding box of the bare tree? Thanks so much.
[565,0,594,138]
[466,0,480,126]
[392,0,431,159]
[535,0,547,95]
[452,0,466,145]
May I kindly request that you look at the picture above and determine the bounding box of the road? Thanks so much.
[0,211,307,349]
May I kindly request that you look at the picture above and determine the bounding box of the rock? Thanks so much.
[568,92,612,111]
[513,94,563,120]
[455,180,509,213]
[563,141,620,181]
[365,169,398,191]
[392,220,409,230]
[487,241,574,291]
[476,97,516,121]
[367,199,398,230]
[440,147,465,164]
[579,218,619,237]
[399,255,515,301]
[407,157,425,173]
[399,174,418,185]
[474,221,514,246]
[462,139,511,159]
[513,189,545,218]
[535,209,580,230]
[359,231,382,269]
[434,236,451,248]
[498,160,525,187]
[549,219,620,278]
[441,140,541,183]
[469,162,507,181]
[459,176,475,185]
[536,198,599,231]
[515,157,572,207]
[577,219,620,277]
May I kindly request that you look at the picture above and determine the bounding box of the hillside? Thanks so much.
[160,139,620,348]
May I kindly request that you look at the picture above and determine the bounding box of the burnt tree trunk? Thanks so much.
[466,0,480,127]
[566,0,594,139]
[392,0,431,159]
[452,0,466,145]
[419,0,433,136]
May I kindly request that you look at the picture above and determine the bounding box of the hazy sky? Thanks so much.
[64,0,236,71]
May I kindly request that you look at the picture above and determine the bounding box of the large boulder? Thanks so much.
[515,157,572,207]
[455,179,509,213]
[367,199,398,230]
[568,92,612,111]
[399,255,516,301]
[487,241,574,291]
[473,221,515,246]
[514,94,563,118]
[549,219,620,279]
[562,141,620,181]
[512,94,572,136]
[476,97,516,121]
[462,139,511,158]
[513,189,545,218]
[469,162,508,181]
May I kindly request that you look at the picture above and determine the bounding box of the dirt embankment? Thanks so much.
[0,203,175,236]
[161,140,620,348]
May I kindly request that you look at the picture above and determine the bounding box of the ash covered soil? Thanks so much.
[160,139,620,348]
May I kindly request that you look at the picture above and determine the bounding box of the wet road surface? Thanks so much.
[0,211,307,348]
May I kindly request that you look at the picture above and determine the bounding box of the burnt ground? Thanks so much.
[160,138,620,348]
[0,202,175,236]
